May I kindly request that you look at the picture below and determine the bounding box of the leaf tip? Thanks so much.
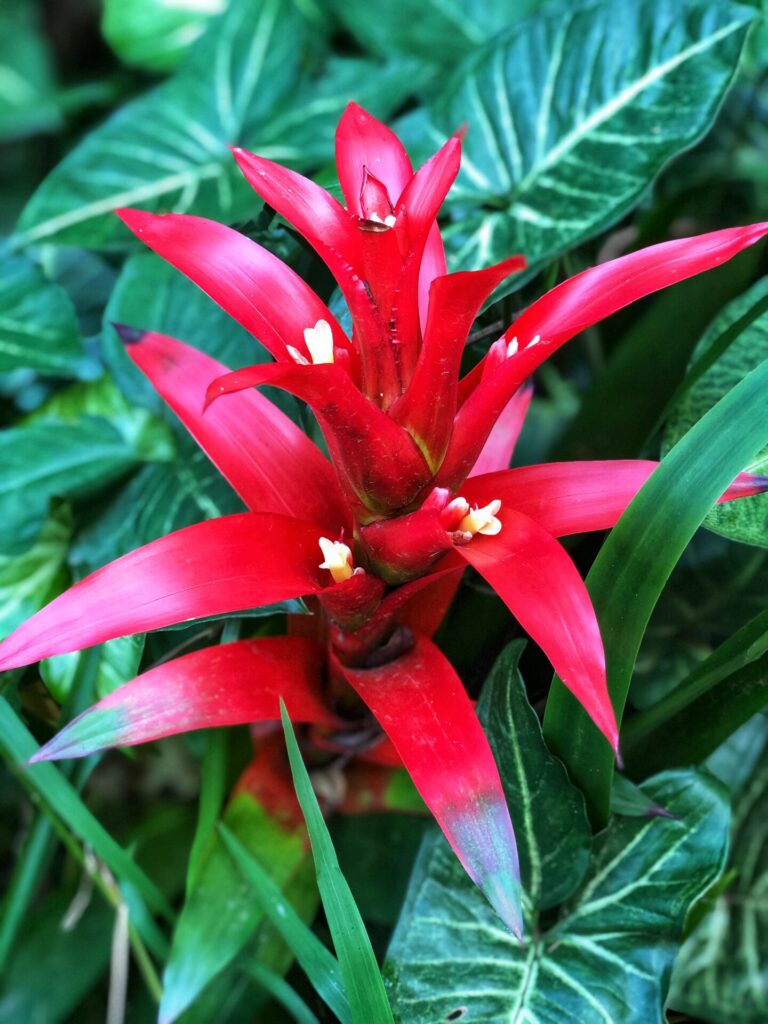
[111,322,146,346]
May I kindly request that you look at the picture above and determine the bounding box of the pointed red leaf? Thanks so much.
[339,632,522,935]
[464,461,768,537]
[392,256,525,465]
[0,514,327,670]
[115,209,352,363]
[205,362,432,512]
[418,223,447,335]
[335,102,413,216]
[121,327,348,532]
[30,637,334,761]
[443,223,768,487]
[232,147,363,295]
[469,384,533,477]
[456,510,618,751]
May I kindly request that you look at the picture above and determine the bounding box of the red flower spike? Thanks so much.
[28,638,334,762]
[391,255,526,468]
[316,570,387,631]
[115,209,354,367]
[359,167,396,224]
[0,514,328,670]
[457,509,619,752]
[470,384,533,477]
[338,632,522,935]
[464,461,768,538]
[443,223,768,488]
[204,361,433,513]
[120,327,349,533]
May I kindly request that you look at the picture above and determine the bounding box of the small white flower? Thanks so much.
[318,537,355,583]
[458,500,502,537]
[303,319,335,365]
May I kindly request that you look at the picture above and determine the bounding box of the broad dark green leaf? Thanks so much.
[16,0,305,249]
[386,770,729,1023]
[0,408,173,547]
[480,642,591,911]
[102,0,224,72]
[0,249,88,377]
[671,727,768,1024]
[544,358,768,823]
[281,705,395,1024]
[220,824,349,1024]
[159,789,312,1024]
[329,0,540,65]
[401,0,752,276]
[663,277,768,546]
[0,0,59,141]
[0,505,70,638]
[0,890,112,1023]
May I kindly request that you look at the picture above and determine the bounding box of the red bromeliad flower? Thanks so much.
[3,103,768,937]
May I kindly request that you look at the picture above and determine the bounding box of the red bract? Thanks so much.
[4,103,768,937]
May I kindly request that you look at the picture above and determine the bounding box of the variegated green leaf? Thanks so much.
[101,0,226,73]
[400,0,752,278]
[0,505,70,639]
[663,277,768,547]
[387,771,729,1024]
[480,642,591,911]
[0,248,88,377]
[671,724,768,1024]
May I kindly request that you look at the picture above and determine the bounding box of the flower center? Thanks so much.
[318,537,355,583]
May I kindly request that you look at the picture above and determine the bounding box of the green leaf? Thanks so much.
[663,277,768,546]
[0,412,172,548]
[102,0,225,73]
[671,729,768,1024]
[543,358,768,824]
[0,0,59,141]
[0,697,173,920]
[280,704,395,1024]
[0,505,70,638]
[220,824,349,1024]
[40,634,146,706]
[16,0,306,249]
[328,0,536,65]
[159,790,311,1024]
[480,641,591,911]
[386,770,729,1023]
[404,0,752,277]
[246,962,320,1024]
[0,248,88,377]
[0,889,112,1023]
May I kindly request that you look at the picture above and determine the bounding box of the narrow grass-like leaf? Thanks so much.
[0,698,173,920]
[185,729,228,893]
[218,824,350,1024]
[247,962,320,1024]
[0,813,54,971]
[280,704,394,1024]
[544,358,768,823]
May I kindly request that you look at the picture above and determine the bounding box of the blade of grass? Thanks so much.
[186,728,228,893]
[0,813,55,969]
[279,702,395,1024]
[247,961,321,1024]
[543,358,768,824]
[0,696,173,921]
[218,824,350,1024]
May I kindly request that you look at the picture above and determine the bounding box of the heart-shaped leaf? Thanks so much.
[387,770,729,1023]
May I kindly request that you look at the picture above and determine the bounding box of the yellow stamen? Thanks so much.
[318,537,355,583]
[304,319,334,364]
[458,499,502,537]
